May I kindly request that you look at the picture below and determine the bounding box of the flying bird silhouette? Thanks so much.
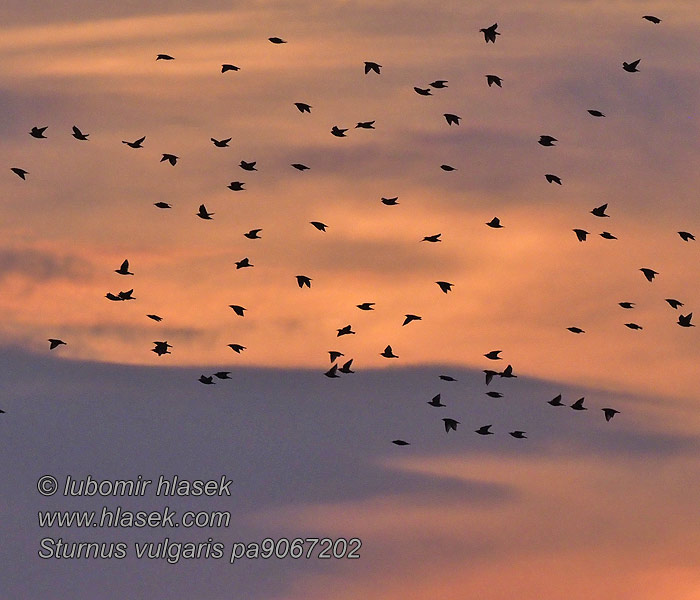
[499,364,517,378]
[545,174,562,184]
[678,231,695,241]
[380,345,398,358]
[337,325,355,336]
[29,126,48,138]
[324,364,339,379]
[239,160,257,171]
[48,338,66,350]
[414,87,432,96]
[619,302,635,309]
[427,394,445,407]
[156,54,174,60]
[443,418,460,432]
[268,37,287,44]
[221,64,240,72]
[199,375,215,384]
[294,102,312,113]
[430,80,448,88]
[392,439,410,446]
[600,232,617,239]
[421,233,442,242]
[152,341,172,356]
[486,391,503,398]
[115,259,133,275]
[485,75,502,87]
[146,314,163,322]
[678,313,695,327]
[310,221,328,232]
[228,181,245,191]
[356,302,375,311]
[484,350,502,360]
[436,281,453,293]
[331,126,348,137]
[211,137,231,147]
[602,408,620,421]
[444,113,461,125]
[439,375,457,381]
[480,23,500,43]
[567,326,585,334]
[642,15,661,24]
[339,359,355,374]
[590,204,609,217]
[228,343,246,353]
[623,59,641,72]
[587,110,605,117]
[324,364,339,378]
[403,314,422,326]
[154,202,171,209]
[624,323,643,330]
[364,61,381,74]
[548,394,565,406]
[665,298,683,309]
[509,431,527,439]
[381,197,399,205]
[296,275,312,288]
[291,163,310,171]
[573,229,589,242]
[538,135,557,146]
[475,425,494,435]
[11,168,28,180]
[197,204,214,219]
[213,372,231,380]
[118,289,135,300]
[235,257,253,269]
[640,268,658,282]
[329,351,344,363]
[570,397,587,411]
[72,125,89,140]
[229,305,246,316]
[161,153,178,166]
[356,121,375,129]
[486,217,503,228]
[440,164,457,171]
[122,136,145,148]
[484,370,498,385]
[244,229,262,239]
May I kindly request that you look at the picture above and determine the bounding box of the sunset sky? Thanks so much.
[1,1,700,598]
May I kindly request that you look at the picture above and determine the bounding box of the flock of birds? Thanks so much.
[9,15,694,444]
[390,358,620,445]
